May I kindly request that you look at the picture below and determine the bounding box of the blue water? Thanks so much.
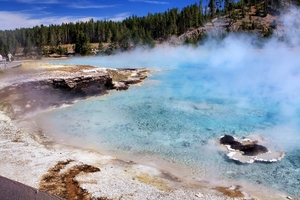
[37,45,300,197]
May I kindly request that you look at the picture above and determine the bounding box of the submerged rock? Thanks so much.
[219,135,285,163]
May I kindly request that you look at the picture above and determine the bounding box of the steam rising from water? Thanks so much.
[52,8,300,146]
[43,7,300,196]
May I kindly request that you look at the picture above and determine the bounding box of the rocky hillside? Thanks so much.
[179,5,283,42]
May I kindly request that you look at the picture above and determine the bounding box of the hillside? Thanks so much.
[14,10,280,60]
[0,0,296,59]
[179,4,285,44]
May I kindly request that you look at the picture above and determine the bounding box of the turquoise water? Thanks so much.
[37,44,300,196]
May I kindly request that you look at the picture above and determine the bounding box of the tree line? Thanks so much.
[0,0,292,57]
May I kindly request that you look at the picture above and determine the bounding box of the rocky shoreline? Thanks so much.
[0,63,293,200]
[0,64,149,120]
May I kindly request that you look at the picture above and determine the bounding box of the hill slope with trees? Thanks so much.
[0,0,297,59]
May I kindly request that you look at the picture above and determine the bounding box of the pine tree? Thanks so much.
[75,31,92,55]
[209,0,215,18]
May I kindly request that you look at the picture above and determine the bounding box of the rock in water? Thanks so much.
[219,135,268,156]
[240,144,268,156]
[219,135,235,144]
[219,135,285,164]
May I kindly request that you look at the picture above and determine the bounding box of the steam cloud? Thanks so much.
[100,10,298,99]
[60,6,300,150]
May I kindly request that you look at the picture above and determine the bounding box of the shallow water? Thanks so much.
[36,46,300,197]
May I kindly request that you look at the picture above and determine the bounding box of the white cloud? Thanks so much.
[129,0,169,5]
[69,4,119,9]
[0,11,92,30]
[0,12,41,30]
[0,11,131,30]
[109,12,131,21]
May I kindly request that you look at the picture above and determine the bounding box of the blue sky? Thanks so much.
[0,0,201,30]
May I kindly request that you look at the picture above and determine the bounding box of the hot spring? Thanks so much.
[33,34,300,197]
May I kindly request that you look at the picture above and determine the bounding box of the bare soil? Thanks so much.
[39,160,101,200]
[215,186,245,199]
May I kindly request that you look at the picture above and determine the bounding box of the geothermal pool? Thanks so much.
[34,42,300,197]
